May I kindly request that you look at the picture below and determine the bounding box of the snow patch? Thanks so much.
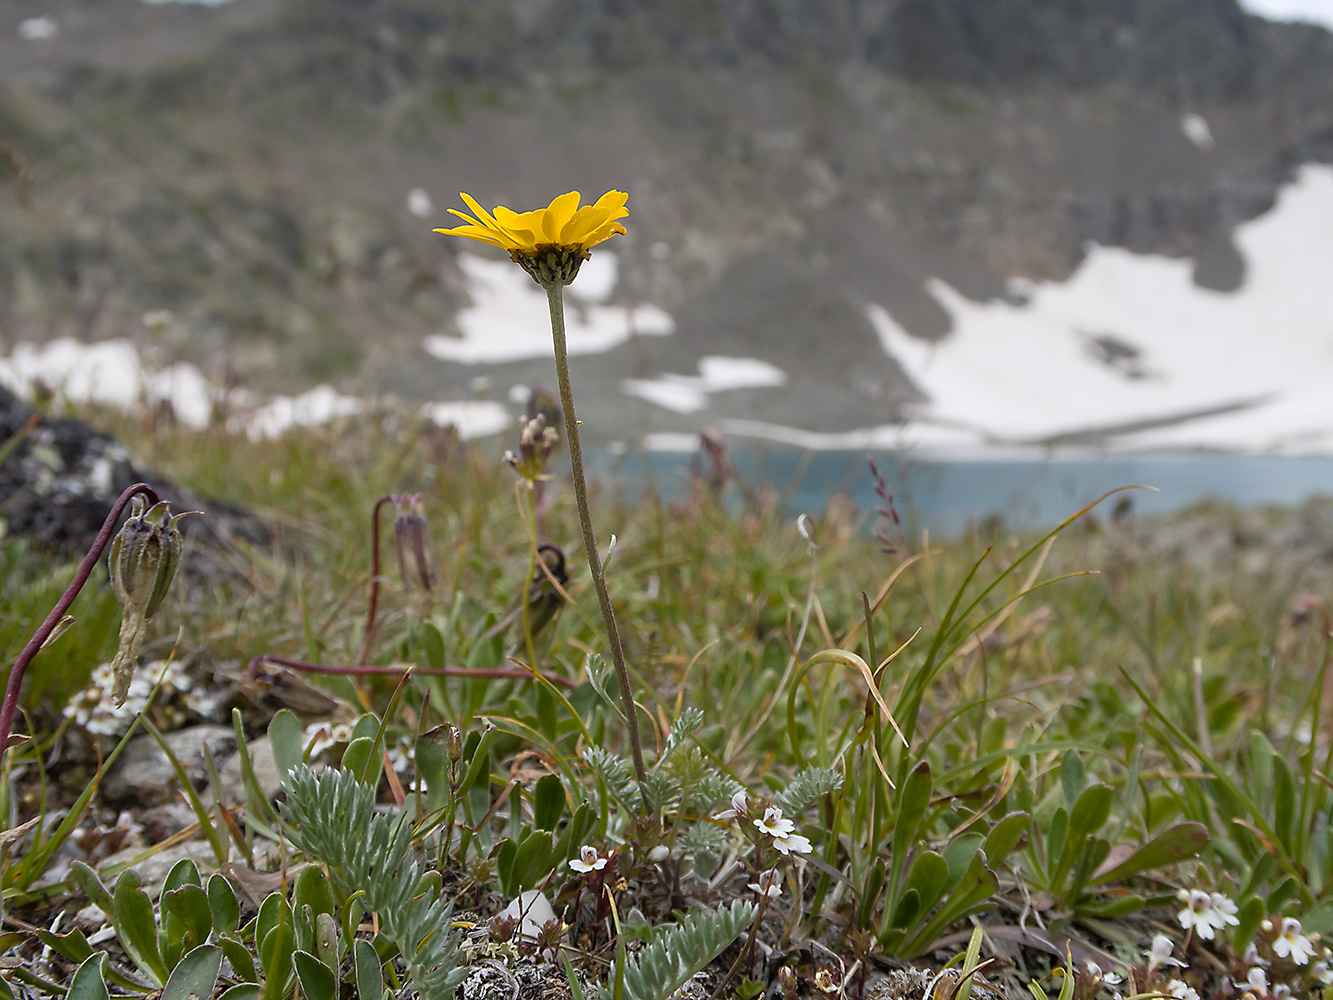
[424,254,671,364]
[870,165,1333,455]
[623,356,788,414]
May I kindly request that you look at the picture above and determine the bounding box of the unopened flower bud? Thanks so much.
[107,496,191,705]
[392,494,434,592]
[445,724,462,763]
[778,967,797,997]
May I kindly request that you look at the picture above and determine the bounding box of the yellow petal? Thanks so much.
[459,192,504,231]
[542,191,582,243]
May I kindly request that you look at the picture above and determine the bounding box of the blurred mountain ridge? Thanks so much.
[0,0,1330,433]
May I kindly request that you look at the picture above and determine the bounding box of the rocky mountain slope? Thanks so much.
[1,0,1331,436]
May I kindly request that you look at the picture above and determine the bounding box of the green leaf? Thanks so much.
[207,874,240,936]
[903,850,950,916]
[943,834,984,887]
[66,953,110,1000]
[982,812,1030,868]
[513,829,556,893]
[293,865,338,920]
[422,621,446,670]
[258,900,294,1000]
[293,950,337,999]
[163,858,202,893]
[162,883,213,955]
[112,869,168,986]
[534,774,566,831]
[1302,899,1333,936]
[900,851,999,957]
[1060,751,1086,811]
[220,934,258,984]
[890,762,933,903]
[354,938,384,1000]
[552,802,597,868]
[856,857,886,928]
[218,987,262,1000]
[1233,895,1266,952]
[888,889,920,931]
[342,736,375,781]
[68,859,112,914]
[1089,822,1210,886]
[162,945,223,1000]
[269,709,304,777]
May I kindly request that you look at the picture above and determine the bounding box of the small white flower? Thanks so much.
[714,789,750,820]
[1177,888,1234,940]
[754,807,795,838]
[748,869,782,899]
[647,845,670,863]
[1147,934,1186,973]
[1273,917,1315,965]
[1166,979,1199,1000]
[1312,960,1333,985]
[1243,942,1266,966]
[1272,985,1292,1000]
[771,832,812,856]
[1085,961,1122,987]
[1210,892,1240,928]
[568,845,607,874]
[1242,967,1268,995]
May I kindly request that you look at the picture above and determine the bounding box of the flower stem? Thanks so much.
[544,281,650,808]
[0,482,161,753]
[357,494,394,666]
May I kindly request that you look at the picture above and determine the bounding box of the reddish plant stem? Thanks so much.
[0,482,161,752]
[357,494,395,665]
[248,654,576,689]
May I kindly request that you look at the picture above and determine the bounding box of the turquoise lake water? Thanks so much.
[591,447,1333,536]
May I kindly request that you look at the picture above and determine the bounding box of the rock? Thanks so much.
[0,385,267,560]
[206,735,285,805]
[102,724,235,807]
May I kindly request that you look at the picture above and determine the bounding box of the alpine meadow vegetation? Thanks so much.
[0,190,1328,998]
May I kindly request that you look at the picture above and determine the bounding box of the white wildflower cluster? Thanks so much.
[1176,888,1240,941]
[63,659,208,737]
[753,806,812,856]
[714,789,813,857]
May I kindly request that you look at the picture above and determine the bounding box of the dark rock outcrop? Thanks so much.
[0,387,265,555]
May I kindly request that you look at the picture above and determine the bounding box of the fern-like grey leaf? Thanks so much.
[641,770,682,815]
[598,901,757,1000]
[584,745,637,808]
[773,767,842,817]
[655,707,704,768]
[281,766,466,1000]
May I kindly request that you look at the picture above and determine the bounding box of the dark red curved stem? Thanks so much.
[357,495,395,665]
[0,482,162,753]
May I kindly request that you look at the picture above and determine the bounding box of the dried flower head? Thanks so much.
[107,497,191,704]
[392,493,434,593]
[505,414,561,484]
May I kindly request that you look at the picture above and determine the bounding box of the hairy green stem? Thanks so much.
[544,281,650,807]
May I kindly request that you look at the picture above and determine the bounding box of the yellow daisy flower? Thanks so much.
[435,189,629,286]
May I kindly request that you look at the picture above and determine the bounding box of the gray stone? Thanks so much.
[206,735,286,805]
[102,724,235,807]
